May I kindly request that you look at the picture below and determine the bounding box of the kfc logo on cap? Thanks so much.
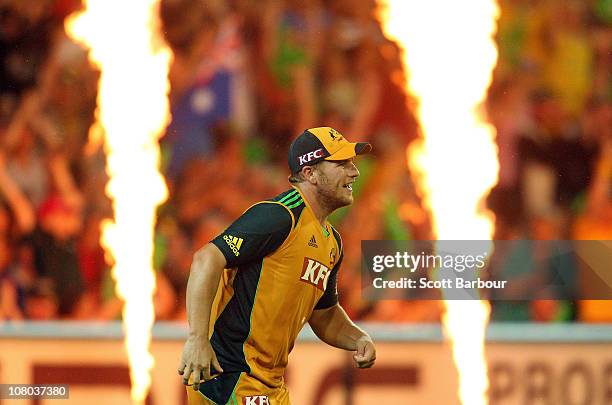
[298,148,324,165]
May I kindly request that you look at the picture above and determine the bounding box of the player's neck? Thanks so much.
[295,185,329,226]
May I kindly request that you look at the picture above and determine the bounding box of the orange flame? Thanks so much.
[65,1,171,403]
[379,1,500,404]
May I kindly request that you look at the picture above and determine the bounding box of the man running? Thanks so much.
[179,127,376,404]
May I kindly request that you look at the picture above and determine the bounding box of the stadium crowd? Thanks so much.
[0,0,609,322]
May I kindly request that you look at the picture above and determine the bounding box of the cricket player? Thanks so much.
[178,127,376,404]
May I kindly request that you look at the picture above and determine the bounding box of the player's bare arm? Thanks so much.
[309,303,376,368]
[178,243,226,390]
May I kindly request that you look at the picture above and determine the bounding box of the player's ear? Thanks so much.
[302,166,317,185]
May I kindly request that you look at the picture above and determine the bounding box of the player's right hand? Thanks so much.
[178,336,224,391]
[353,335,376,369]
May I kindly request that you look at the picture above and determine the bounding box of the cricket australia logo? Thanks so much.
[329,128,343,141]
[300,257,330,291]
[329,247,337,267]
[223,234,243,256]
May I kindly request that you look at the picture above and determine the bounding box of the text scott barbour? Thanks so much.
[372,277,507,290]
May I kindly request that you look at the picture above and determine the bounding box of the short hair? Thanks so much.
[288,161,323,184]
[288,172,304,184]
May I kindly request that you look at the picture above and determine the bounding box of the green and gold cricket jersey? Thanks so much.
[210,187,343,389]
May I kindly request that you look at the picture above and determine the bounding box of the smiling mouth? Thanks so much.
[344,183,353,191]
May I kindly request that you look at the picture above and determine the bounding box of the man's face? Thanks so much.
[312,158,360,210]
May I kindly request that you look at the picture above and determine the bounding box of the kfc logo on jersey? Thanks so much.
[300,257,330,291]
[243,396,269,405]
[298,148,324,165]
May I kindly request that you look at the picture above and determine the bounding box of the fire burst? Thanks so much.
[379,1,500,404]
[66,1,171,403]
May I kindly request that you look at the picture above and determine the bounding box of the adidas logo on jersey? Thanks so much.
[308,235,318,248]
[223,234,243,256]
[243,396,269,405]
[300,257,330,291]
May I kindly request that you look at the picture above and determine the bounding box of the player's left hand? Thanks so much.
[353,335,376,368]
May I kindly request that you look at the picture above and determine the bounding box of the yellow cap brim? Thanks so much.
[325,142,372,161]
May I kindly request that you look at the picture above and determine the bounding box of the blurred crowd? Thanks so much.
[0,0,609,323]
